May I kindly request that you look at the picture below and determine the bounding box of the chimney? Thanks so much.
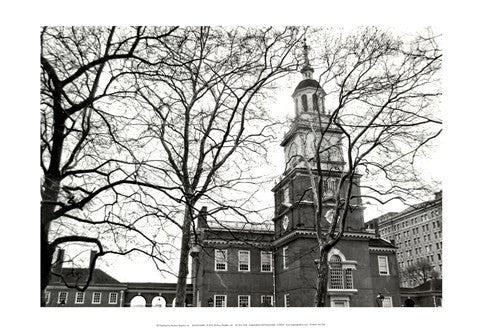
[52,248,65,274]
[198,206,208,229]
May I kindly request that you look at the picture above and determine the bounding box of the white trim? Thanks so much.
[109,292,118,304]
[238,250,250,272]
[44,291,50,304]
[92,292,102,304]
[214,295,227,308]
[237,295,251,307]
[75,292,84,304]
[378,256,390,276]
[261,295,273,306]
[214,249,228,271]
[382,296,393,307]
[57,291,68,304]
[283,246,289,269]
[284,293,290,307]
[330,296,350,307]
[261,251,273,272]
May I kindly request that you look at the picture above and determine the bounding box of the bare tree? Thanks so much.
[402,258,439,286]
[284,27,442,306]
[130,26,305,306]
[40,26,180,305]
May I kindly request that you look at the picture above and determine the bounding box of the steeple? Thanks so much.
[300,38,314,79]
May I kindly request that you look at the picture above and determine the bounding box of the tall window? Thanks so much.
[44,291,50,305]
[312,94,319,111]
[283,186,290,204]
[328,254,354,290]
[215,249,228,271]
[238,250,250,271]
[284,294,290,307]
[58,291,68,305]
[214,295,227,308]
[238,295,250,307]
[109,292,118,304]
[378,256,390,275]
[283,246,289,269]
[92,292,102,304]
[261,251,273,272]
[301,94,308,112]
[75,292,84,304]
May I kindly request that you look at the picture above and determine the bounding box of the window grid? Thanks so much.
[238,250,250,271]
[283,246,289,269]
[261,251,272,272]
[382,296,393,307]
[329,255,344,289]
[215,249,228,271]
[261,295,273,307]
[214,295,226,308]
[284,294,290,307]
[44,291,50,305]
[344,269,354,289]
[238,295,250,307]
[92,292,102,304]
[378,256,390,275]
[58,291,68,305]
[75,292,85,304]
[109,292,118,304]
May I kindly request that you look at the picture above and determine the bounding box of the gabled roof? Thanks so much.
[51,268,121,285]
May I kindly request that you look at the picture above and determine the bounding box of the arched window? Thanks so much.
[328,250,355,290]
[152,296,167,307]
[312,95,319,112]
[130,295,146,307]
[301,94,308,112]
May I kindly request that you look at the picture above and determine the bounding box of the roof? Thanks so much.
[293,79,325,94]
[401,279,442,293]
[51,268,121,285]
[369,237,396,248]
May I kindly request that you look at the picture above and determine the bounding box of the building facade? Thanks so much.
[366,192,443,288]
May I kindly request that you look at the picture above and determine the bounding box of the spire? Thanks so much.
[300,38,314,79]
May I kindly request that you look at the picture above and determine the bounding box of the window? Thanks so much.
[92,292,102,304]
[378,256,390,275]
[75,292,84,304]
[58,291,68,305]
[283,246,289,269]
[328,254,354,290]
[214,295,226,308]
[437,253,442,261]
[312,94,319,111]
[382,296,393,307]
[238,250,250,271]
[109,292,118,304]
[238,295,250,307]
[44,291,50,305]
[283,186,290,204]
[284,294,290,307]
[261,295,273,307]
[261,251,273,272]
[301,94,308,112]
[331,298,349,307]
[215,249,228,271]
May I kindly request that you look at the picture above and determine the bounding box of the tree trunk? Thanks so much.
[314,246,330,307]
[175,204,193,307]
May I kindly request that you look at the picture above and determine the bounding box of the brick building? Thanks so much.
[366,191,443,288]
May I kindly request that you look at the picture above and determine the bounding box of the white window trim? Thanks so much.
[382,296,393,307]
[261,251,273,272]
[284,293,290,307]
[261,295,273,306]
[283,246,289,270]
[330,296,350,307]
[45,291,50,304]
[215,249,228,271]
[57,291,68,304]
[238,250,250,272]
[75,292,85,304]
[109,292,118,304]
[378,256,390,276]
[92,292,102,304]
[214,295,227,308]
[238,295,251,307]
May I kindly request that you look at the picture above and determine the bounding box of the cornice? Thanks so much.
[369,246,397,253]
[272,229,376,247]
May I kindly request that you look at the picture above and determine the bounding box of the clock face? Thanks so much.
[325,210,334,223]
[282,216,289,230]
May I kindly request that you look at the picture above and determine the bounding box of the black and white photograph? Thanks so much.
[2,1,478,330]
